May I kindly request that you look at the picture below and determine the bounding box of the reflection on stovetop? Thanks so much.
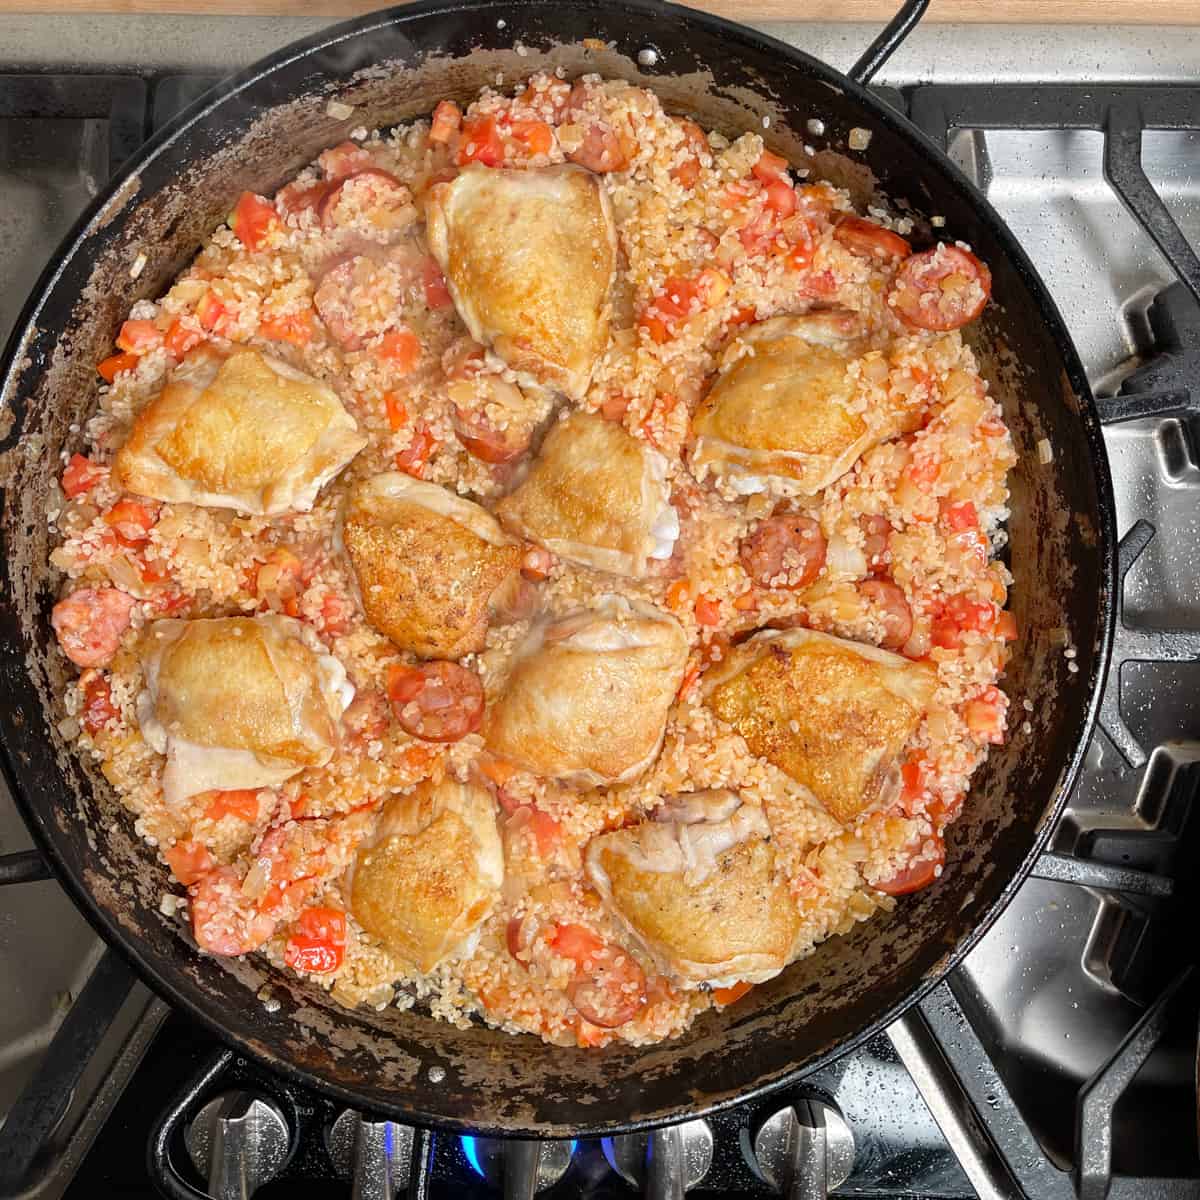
[0,60,1198,1200]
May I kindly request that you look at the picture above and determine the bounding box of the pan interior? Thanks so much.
[0,0,1112,1135]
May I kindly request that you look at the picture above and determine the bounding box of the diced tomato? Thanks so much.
[665,579,691,612]
[676,662,702,700]
[284,906,347,975]
[638,311,671,345]
[204,788,263,823]
[319,140,372,180]
[733,589,759,612]
[97,352,139,383]
[115,319,162,354]
[712,980,753,1006]
[964,686,1006,744]
[194,291,226,334]
[783,218,817,271]
[383,391,408,432]
[729,305,757,327]
[506,915,531,964]
[900,752,927,805]
[763,177,797,218]
[378,328,420,373]
[906,455,940,488]
[670,119,707,188]
[739,209,778,255]
[61,454,107,499]
[795,184,836,223]
[890,243,993,332]
[945,592,995,633]
[931,616,964,651]
[834,215,911,261]
[163,318,203,358]
[520,545,554,582]
[422,258,453,309]
[230,191,279,252]
[318,592,354,636]
[103,499,156,545]
[694,595,722,626]
[510,119,554,156]
[394,425,437,477]
[751,149,790,184]
[457,115,505,166]
[995,610,1018,642]
[259,310,314,346]
[429,99,462,143]
[600,392,631,422]
[164,839,214,886]
[876,835,945,896]
[79,671,119,736]
[550,923,604,968]
[529,808,563,857]
[942,500,978,531]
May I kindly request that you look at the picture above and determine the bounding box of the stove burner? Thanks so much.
[750,1102,855,1197]
[462,1136,574,1197]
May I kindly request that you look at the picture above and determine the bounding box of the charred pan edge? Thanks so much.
[0,0,1115,1136]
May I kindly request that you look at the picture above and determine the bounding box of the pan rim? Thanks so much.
[0,0,1117,1136]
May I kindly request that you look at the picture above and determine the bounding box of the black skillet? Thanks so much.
[0,0,1114,1141]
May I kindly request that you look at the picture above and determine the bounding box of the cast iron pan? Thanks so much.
[0,0,1115,1137]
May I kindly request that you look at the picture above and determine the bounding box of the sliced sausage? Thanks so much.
[859,514,894,573]
[51,587,136,668]
[566,944,648,1028]
[739,515,827,589]
[386,661,484,742]
[889,244,992,331]
[858,578,913,651]
[190,867,278,956]
[834,215,911,261]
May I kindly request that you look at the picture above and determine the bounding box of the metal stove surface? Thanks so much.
[0,15,1199,1200]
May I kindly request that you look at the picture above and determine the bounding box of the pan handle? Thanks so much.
[847,0,930,87]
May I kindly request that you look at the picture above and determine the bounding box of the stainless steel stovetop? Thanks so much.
[1,15,1198,1200]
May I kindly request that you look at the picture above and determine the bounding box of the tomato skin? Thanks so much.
[383,391,408,432]
[429,100,462,144]
[116,319,162,354]
[995,610,1018,643]
[103,499,157,545]
[712,980,753,1006]
[834,215,912,261]
[422,258,453,309]
[964,685,1006,744]
[62,454,107,499]
[164,839,214,886]
[394,425,438,478]
[164,318,204,358]
[80,671,119,736]
[763,178,797,218]
[900,752,927,806]
[694,595,722,627]
[195,291,228,333]
[457,115,505,166]
[230,191,279,252]
[284,906,347,974]
[670,119,707,187]
[378,328,420,373]
[97,352,139,383]
[203,788,264,823]
[259,310,314,346]
[751,149,790,183]
[510,119,554,156]
[942,500,979,531]
[876,835,945,895]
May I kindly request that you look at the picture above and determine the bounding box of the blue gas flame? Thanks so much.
[460,1136,578,1176]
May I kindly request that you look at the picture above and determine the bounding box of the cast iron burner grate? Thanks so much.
[1,67,1199,1200]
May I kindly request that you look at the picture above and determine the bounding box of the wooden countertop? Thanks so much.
[0,0,1197,19]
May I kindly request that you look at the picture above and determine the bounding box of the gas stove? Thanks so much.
[1,16,1198,1200]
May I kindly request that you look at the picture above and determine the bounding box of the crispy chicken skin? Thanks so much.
[483,594,688,786]
[702,627,937,825]
[586,790,800,987]
[425,164,617,398]
[495,412,677,577]
[137,615,352,805]
[114,346,366,515]
[349,778,503,971]
[341,473,522,659]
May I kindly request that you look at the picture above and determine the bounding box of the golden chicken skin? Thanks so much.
[113,346,366,515]
[137,615,353,806]
[691,311,920,497]
[703,627,937,826]
[349,778,504,971]
[495,411,678,578]
[340,473,523,660]
[483,594,688,787]
[585,790,800,987]
[424,164,617,398]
